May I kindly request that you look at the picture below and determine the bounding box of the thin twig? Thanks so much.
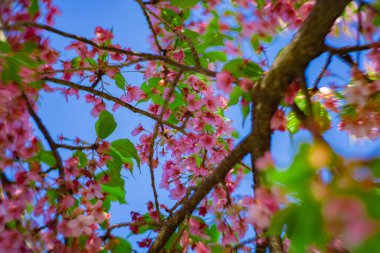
[327,41,380,54]
[45,77,186,134]
[3,22,215,77]
[356,2,363,65]
[233,237,256,251]
[138,1,164,53]
[148,71,183,221]
[23,94,64,174]
[56,143,99,151]
[39,58,145,75]
[135,0,201,67]
[312,53,332,91]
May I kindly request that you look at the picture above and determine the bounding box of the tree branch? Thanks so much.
[56,143,99,151]
[148,71,182,221]
[327,41,380,55]
[312,53,332,91]
[135,0,202,67]
[149,134,254,252]
[23,94,64,174]
[149,0,351,252]
[3,22,215,77]
[44,77,186,134]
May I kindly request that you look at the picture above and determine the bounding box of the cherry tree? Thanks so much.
[1,0,380,252]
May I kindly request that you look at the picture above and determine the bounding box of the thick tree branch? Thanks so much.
[149,134,254,252]
[150,0,351,252]
[44,77,186,134]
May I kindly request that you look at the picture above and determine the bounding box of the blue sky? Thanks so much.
[38,0,380,247]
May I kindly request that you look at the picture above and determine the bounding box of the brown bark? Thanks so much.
[149,0,351,252]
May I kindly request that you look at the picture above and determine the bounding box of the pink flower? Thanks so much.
[94,26,114,44]
[189,218,208,238]
[126,86,144,103]
[255,151,274,170]
[239,78,253,92]
[195,242,211,253]
[202,96,221,111]
[248,202,272,231]
[90,201,108,223]
[90,98,106,117]
[40,40,59,64]
[59,195,75,211]
[132,124,144,136]
[83,184,103,199]
[170,182,186,200]
[187,94,202,111]
[270,109,286,131]
[173,50,185,63]
[85,94,96,103]
[0,230,24,252]
[199,134,216,150]
[323,197,377,248]
[65,41,93,59]
[216,71,234,93]
[284,81,299,105]
[110,44,124,61]
[68,215,95,237]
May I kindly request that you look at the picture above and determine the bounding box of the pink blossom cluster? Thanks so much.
[340,77,380,139]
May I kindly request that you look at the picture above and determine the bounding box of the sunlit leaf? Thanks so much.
[111,139,140,168]
[95,110,117,139]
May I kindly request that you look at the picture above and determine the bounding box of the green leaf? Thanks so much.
[241,105,250,127]
[287,198,325,251]
[15,52,38,68]
[206,224,220,243]
[29,0,39,17]
[111,139,140,168]
[370,158,380,178]
[223,58,263,79]
[267,144,314,196]
[312,102,331,132]
[39,151,57,167]
[170,0,199,8]
[0,41,11,53]
[86,57,98,66]
[114,72,126,90]
[102,197,111,212]
[5,57,21,83]
[256,0,265,9]
[47,189,59,203]
[73,150,88,167]
[101,184,126,204]
[111,237,132,253]
[106,150,123,172]
[250,34,261,51]
[286,111,301,134]
[354,234,380,253]
[205,51,227,62]
[228,86,244,106]
[161,8,182,28]
[95,110,117,139]
[268,204,296,235]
